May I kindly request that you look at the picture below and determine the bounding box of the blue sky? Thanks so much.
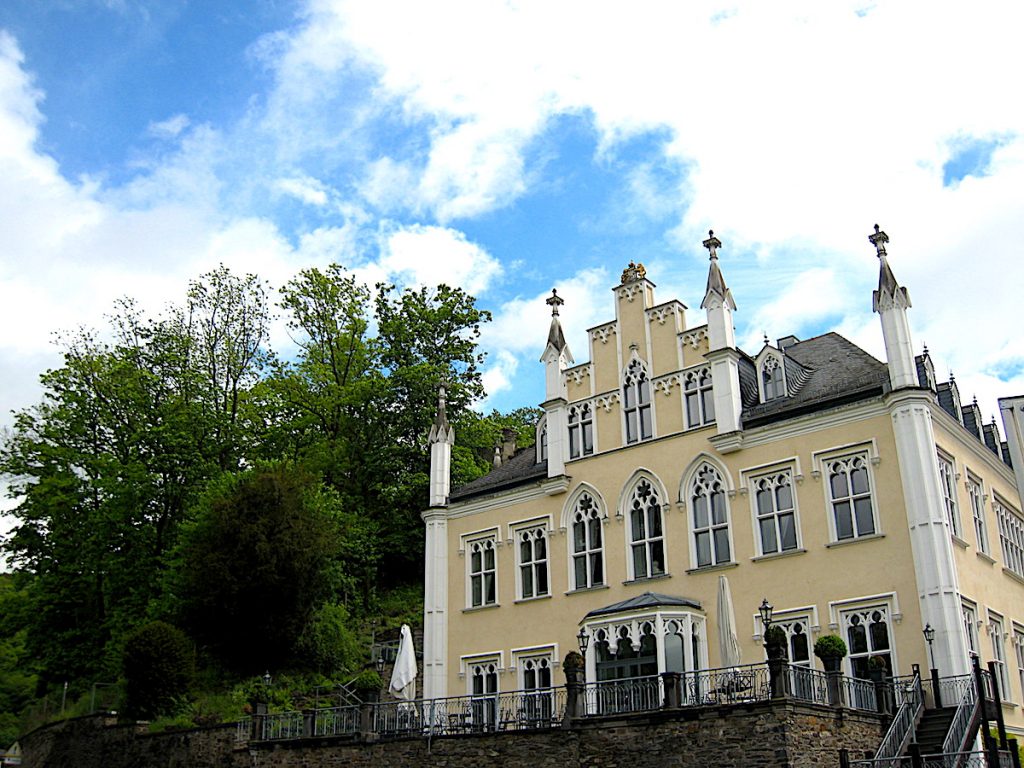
[1,0,1023,492]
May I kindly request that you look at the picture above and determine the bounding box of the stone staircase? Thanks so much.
[912,706,957,755]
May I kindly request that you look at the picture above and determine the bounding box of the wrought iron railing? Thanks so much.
[260,710,305,741]
[942,674,982,757]
[842,675,879,712]
[850,750,1014,768]
[235,718,251,743]
[314,705,361,737]
[584,674,662,715]
[873,670,923,765]
[789,665,830,705]
[680,663,771,707]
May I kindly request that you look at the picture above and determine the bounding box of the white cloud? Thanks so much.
[275,175,330,206]
[377,224,501,296]
[147,113,190,139]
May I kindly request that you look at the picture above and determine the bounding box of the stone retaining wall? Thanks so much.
[21,699,885,768]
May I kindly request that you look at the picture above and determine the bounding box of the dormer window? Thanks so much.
[762,356,785,400]
[623,359,652,443]
[536,415,548,463]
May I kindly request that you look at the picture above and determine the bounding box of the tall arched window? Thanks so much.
[762,356,784,400]
[627,478,665,578]
[623,359,652,443]
[691,464,731,568]
[571,492,604,589]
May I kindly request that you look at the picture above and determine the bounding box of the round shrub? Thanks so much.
[813,634,848,660]
[122,621,194,720]
[763,625,787,648]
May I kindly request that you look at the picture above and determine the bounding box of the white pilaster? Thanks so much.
[889,388,971,675]
[421,507,449,700]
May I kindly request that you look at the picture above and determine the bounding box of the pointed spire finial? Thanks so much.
[703,229,722,261]
[762,331,769,347]
[922,342,929,355]
[869,224,889,258]
[546,288,564,317]
[429,383,452,444]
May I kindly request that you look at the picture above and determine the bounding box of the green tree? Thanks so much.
[171,463,347,673]
[122,621,194,720]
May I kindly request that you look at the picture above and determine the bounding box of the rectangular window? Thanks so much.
[518,654,554,725]
[995,498,1024,579]
[826,454,877,541]
[752,470,799,555]
[968,475,990,555]
[468,537,497,608]
[962,602,979,656]
[1013,626,1024,704]
[516,526,549,599]
[937,454,961,539]
[568,403,594,459]
[571,493,604,590]
[989,613,1010,699]
[684,368,714,428]
[469,659,499,730]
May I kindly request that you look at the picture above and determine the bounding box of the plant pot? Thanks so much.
[820,656,842,673]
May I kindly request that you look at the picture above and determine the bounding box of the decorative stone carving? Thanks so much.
[590,324,617,344]
[682,328,709,350]
[620,261,647,284]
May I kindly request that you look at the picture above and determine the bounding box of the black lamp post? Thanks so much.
[376,655,386,674]
[759,598,774,633]
[923,623,942,707]
[263,671,272,687]
[577,627,590,656]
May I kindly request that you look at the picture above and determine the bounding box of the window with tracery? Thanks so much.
[826,454,876,540]
[691,465,730,567]
[568,403,594,458]
[842,606,892,679]
[517,526,548,599]
[571,492,604,590]
[754,471,798,555]
[937,454,961,539]
[996,498,1024,579]
[623,360,652,443]
[469,538,496,607]
[762,356,785,400]
[627,478,665,579]
[968,475,989,555]
[684,368,714,427]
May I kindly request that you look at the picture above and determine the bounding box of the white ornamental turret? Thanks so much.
[540,289,573,477]
[700,230,742,442]
[871,225,918,390]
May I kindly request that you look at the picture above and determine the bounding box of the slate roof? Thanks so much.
[584,591,702,618]
[448,443,548,502]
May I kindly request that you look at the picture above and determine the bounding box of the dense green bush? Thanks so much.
[122,621,194,720]
[813,634,848,659]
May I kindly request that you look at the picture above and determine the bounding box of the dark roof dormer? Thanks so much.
[937,375,963,423]
[961,398,983,439]
[915,348,936,392]
[753,339,811,405]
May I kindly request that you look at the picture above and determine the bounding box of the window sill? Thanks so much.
[514,594,553,604]
[623,572,672,585]
[826,533,885,549]
[751,548,807,563]
[462,603,501,614]
[566,584,610,596]
[1002,567,1024,587]
[976,551,997,565]
[951,535,970,550]
[685,561,739,575]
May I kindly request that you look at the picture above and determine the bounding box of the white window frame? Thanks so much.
[622,357,653,444]
[1012,624,1024,705]
[513,646,556,692]
[967,473,990,555]
[688,463,733,568]
[995,496,1024,579]
[568,401,595,459]
[621,472,668,580]
[937,452,962,540]
[464,531,499,609]
[748,467,801,556]
[757,351,787,402]
[988,610,1011,699]
[813,444,880,543]
[565,487,606,591]
[962,600,980,657]
[683,367,714,428]
[839,602,896,679]
[512,521,550,601]
[535,414,548,464]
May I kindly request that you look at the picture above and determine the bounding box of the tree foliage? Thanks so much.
[122,621,194,720]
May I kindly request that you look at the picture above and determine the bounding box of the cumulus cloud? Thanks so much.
[275,175,331,206]
[376,224,501,297]
[147,113,190,139]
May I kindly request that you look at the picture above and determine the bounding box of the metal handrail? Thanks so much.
[942,674,981,757]
[584,674,663,715]
[679,662,771,707]
[873,671,923,764]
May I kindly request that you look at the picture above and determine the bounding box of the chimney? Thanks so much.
[501,427,517,464]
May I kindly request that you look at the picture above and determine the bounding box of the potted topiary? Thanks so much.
[868,654,888,683]
[763,626,788,661]
[352,670,384,703]
[562,651,585,684]
[813,634,848,673]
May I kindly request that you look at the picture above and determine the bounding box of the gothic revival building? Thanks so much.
[421,226,1024,736]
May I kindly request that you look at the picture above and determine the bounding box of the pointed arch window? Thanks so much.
[683,368,714,427]
[762,356,785,401]
[691,465,731,567]
[626,478,665,579]
[623,359,653,443]
[571,492,604,590]
[568,403,594,458]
